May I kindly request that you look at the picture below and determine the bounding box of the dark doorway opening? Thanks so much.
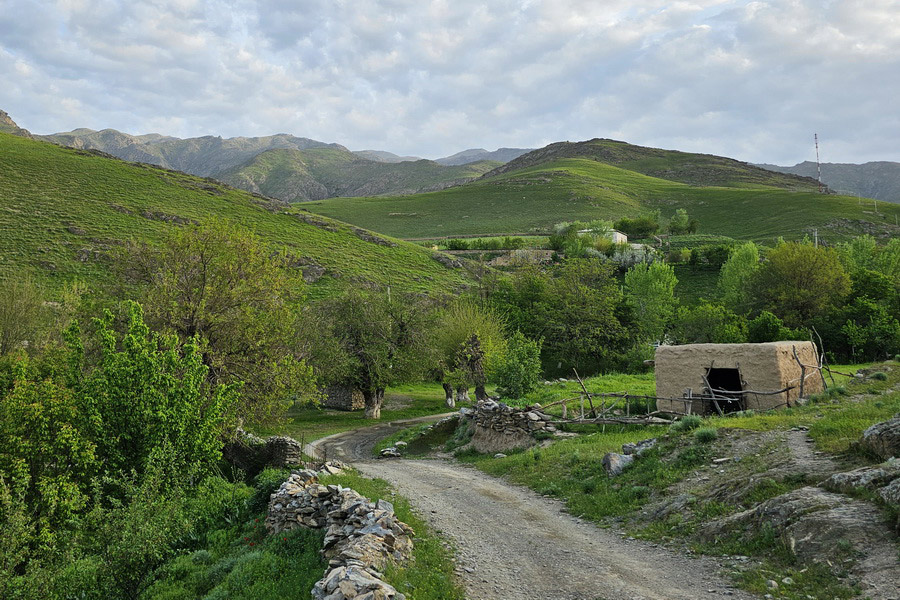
[705,367,745,413]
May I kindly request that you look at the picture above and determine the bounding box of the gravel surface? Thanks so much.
[312,418,759,600]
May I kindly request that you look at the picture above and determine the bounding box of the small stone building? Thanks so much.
[655,341,824,415]
[322,385,365,411]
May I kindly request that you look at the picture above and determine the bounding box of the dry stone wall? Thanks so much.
[462,399,557,453]
[266,470,414,600]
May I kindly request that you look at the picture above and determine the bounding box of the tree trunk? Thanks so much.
[475,383,488,402]
[363,388,384,419]
[442,382,455,408]
[455,386,470,404]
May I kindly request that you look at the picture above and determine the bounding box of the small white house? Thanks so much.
[576,229,628,244]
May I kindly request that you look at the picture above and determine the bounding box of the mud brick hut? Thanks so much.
[655,341,824,415]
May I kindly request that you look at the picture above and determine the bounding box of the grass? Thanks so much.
[306,148,900,242]
[0,132,473,297]
[258,383,458,443]
[319,472,465,600]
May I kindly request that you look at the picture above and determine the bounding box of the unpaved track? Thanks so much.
[312,420,756,600]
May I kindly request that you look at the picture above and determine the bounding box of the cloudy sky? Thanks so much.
[2,0,898,164]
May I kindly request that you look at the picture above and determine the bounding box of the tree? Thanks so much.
[747,311,803,343]
[750,241,850,328]
[671,302,747,344]
[668,208,697,235]
[119,222,318,424]
[314,288,431,418]
[717,242,760,312]
[623,261,678,342]
[494,332,543,400]
[614,213,659,238]
[0,276,45,356]
[430,300,506,406]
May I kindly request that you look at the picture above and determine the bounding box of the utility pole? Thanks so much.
[814,133,824,193]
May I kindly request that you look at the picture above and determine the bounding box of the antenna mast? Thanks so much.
[814,133,823,193]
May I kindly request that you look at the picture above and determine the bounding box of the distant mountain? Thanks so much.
[218,147,499,202]
[353,150,422,163]
[436,147,533,166]
[40,128,343,177]
[757,161,900,204]
[0,110,31,137]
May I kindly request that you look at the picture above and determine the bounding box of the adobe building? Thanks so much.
[655,341,824,415]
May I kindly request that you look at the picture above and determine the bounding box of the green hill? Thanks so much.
[217,147,499,202]
[758,160,900,204]
[0,132,473,296]
[305,139,900,243]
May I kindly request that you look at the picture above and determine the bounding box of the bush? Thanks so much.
[870,372,888,381]
[671,415,702,432]
[445,239,469,250]
[494,332,543,400]
[614,214,659,238]
[249,468,292,513]
[693,427,718,443]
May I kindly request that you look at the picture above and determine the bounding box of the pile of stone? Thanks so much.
[266,470,414,600]
[460,399,557,453]
[602,437,657,476]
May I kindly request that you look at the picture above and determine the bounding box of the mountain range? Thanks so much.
[757,161,900,205]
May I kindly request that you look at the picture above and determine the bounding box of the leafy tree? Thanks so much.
[717,242,760,312]
[671,302,747,344]
[313,288,432,418]
[623,261,678,342]
[430,300,506,406]
[668,208,697,235]
[832,298,900,361]
[67,302,238,478]
[119,222,318,424]
[614,213,659,238]
[0,276,45,356]
[747,311,804,343]
[750,241,850,328]
[494,332,543,400]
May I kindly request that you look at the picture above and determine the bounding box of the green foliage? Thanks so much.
[750,241,850,328]
[670,415,702,432]
[717,242,759,311]
[120,222,319,425]
[623,261,678,342]
[0,277,46,356]
[668,208,698,235]
[69,302,238,478]
[693,427,718,443]
[747,311,803,343]
[671,302,747,344]
[495,332,543,400]
[430,299,506,392]
[614,213,659,238]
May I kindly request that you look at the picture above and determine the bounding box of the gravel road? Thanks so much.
[311,418,758,600]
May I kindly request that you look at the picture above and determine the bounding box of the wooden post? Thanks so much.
[573,368,595,417]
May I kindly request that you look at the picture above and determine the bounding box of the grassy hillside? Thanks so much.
[306,152,900,242]
[218,147,499,202]
[0,132,473,296]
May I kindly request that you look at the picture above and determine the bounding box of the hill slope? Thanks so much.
[217,148,499,202]
[0,132,473,296]
[757,161,900,204]
[305,140,900,242]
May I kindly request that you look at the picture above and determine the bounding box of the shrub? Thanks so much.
[693,427,719,443]
[671,415,702,432]
[870,372,888,381]
[249,468,292,513]
[494,332,543,400]
[445,239,469,250]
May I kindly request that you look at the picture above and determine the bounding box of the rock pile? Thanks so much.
[859,415,900,460]
[266,470,414,600]
[463,399,557,453]
[602,437,658,476]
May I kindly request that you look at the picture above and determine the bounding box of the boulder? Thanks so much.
[622,438,657,456]
[859,416,900,460]
[602,452,635,476]
[821,461,900,495]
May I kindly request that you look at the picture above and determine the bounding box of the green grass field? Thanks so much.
[0,133,472,296]
[306,157,900,242]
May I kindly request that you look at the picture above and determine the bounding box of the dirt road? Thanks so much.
[311,418,757,600]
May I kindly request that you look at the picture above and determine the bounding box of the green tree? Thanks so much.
[671,302,747,344]
[314,288,432,418]
[717,242,760,312]
[750,241,850,328]
[430,300,506,406]
[494,332,543,400]
[120,222,317,424]
[747,311,803,343]
[623,261,678,342]
[668,208,697,235]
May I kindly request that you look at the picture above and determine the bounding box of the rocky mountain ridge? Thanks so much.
[758,161,900,204]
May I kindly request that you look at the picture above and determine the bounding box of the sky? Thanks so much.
[1,0,899,164]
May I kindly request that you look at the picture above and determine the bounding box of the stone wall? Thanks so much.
[266,470,414,600]
[462,399,556,454]
[323,385,366,411]
[222,429,306,477]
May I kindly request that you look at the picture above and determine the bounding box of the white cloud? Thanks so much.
[1,0,898,163]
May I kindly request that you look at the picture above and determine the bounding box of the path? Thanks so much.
[310,418,758,600]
